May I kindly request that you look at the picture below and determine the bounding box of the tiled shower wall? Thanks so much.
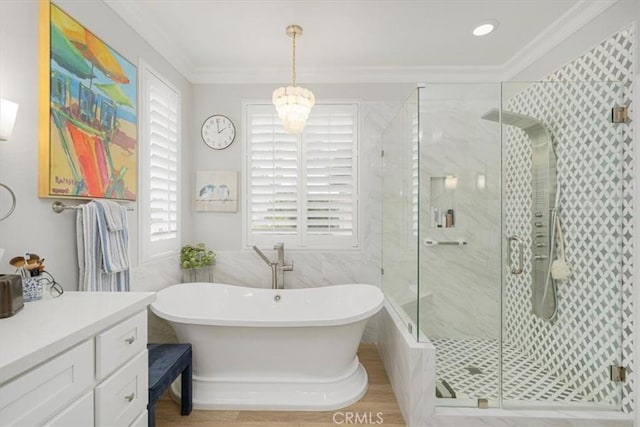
[504,27,634,411]
[418,90,502,341]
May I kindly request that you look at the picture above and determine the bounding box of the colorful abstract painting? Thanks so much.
[39,2,137,200]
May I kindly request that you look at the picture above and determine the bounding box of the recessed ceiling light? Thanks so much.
[473,20,499,37]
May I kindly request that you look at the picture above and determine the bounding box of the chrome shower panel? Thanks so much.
[482,109,557,321]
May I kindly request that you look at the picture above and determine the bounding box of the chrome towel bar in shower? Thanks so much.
[423,238,467,246]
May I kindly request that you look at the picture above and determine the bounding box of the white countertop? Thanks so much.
[0,291,155,383]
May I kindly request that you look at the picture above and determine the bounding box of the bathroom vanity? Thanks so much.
[0,291,155,426]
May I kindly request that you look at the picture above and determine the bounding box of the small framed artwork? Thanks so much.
[195,171,238,212]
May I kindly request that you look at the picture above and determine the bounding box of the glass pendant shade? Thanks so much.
[273,25,314,134]
[272,85,315,134]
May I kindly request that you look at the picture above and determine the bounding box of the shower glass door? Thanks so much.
[382,89,420,341]
[501,81,625,409]
[418,83,502,407]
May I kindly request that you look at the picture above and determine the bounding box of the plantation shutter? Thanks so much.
[245,102,359,249]
[148,72,179,242]
[304,104,358,246]
[247,105,299,242]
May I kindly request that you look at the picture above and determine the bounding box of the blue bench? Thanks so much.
[147,343,193,427]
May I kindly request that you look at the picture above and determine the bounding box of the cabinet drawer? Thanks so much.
[45,391,94,427]
[129,410,148,427]
[96,310,147,380]
[95,350,148,427]
[0,340,93,427]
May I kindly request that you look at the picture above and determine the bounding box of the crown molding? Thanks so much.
[105,0,620,84]
[501,0,619,80]
[190,65,504,84]
[103,0,194,80]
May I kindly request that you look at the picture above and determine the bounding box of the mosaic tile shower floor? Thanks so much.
[434,338,588,402]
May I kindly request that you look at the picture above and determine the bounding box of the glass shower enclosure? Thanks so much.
[382,81,625,409]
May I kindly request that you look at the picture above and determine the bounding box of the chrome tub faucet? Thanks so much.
[273,242,294,272]
[252,242,293,289]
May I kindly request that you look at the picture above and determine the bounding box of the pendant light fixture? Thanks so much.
[272,25,315,134]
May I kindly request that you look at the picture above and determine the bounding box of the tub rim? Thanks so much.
[150,282,384,328]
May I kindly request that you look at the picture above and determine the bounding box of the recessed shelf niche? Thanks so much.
[429,176,456,229]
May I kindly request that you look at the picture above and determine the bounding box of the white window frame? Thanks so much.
[138,59,181,263]
[242,99,361,251]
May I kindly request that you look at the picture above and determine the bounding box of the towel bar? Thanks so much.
[424,238,467,246]
[52,201,134,213]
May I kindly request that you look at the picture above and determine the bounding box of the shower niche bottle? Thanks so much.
[430,176,456,229]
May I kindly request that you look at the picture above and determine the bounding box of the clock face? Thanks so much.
[201,115,236,150]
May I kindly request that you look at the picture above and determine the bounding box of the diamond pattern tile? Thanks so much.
[434,339,587,402]
[503,27,634,412]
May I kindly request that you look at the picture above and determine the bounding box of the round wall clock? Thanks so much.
[201,115,236,150]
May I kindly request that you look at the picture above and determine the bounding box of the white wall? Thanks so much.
[0,0,192,291]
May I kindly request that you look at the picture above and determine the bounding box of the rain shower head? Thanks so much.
[481,108,543,132]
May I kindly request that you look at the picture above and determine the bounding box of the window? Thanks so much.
[244,102,359,250]
[139,61,181,261]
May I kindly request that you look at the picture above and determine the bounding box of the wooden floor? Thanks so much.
[155,344,406,427]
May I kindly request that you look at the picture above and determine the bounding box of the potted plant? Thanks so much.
[180,243,216,282]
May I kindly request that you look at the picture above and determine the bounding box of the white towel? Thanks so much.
[77,200,130,292]
[97,199,124,231]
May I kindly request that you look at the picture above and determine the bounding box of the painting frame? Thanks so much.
[38,0,138,201]
[195,171,239,212]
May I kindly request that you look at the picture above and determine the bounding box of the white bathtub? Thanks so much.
[150,282,384,411]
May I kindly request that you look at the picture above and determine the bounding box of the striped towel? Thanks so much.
[77,200,130,292]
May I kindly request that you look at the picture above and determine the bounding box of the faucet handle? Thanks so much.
[282,259,294,271]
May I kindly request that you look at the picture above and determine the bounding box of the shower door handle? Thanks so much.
[507,236,524,275]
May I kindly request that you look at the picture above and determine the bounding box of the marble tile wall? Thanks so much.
[378,302,435,427]
[130,258,181,343]
[417,87,502,341]
[205,249,383,342]
[381,86,503,341]
[381,92,421,327]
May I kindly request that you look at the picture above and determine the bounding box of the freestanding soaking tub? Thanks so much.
[151,282,384,411]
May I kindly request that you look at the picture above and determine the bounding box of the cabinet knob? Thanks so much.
[124,393,135,402]
[124,336,136,344]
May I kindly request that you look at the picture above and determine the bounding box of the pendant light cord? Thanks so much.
[292,31,297,87]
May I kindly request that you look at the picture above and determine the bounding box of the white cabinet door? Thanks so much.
[95,350,148,427]
[129,410,148,427]
[0,340,93,427]
[96,311,147,380]
[45,391,94,427]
